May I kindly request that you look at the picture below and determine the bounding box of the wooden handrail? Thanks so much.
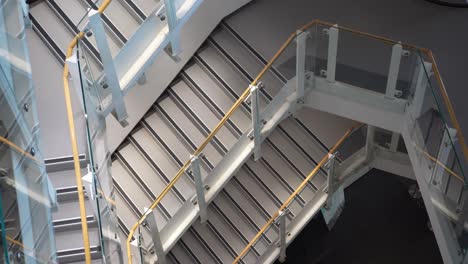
[0,136,41,163]
[62,1,112,263]
[58,11,466,264]
[233,124,360,263]
[124,19,467,263]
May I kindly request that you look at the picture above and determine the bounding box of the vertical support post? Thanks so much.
[296,30,307,102]
[365,125,375,162]
[164,0,181,59]
[322,153,345,230]
[278,210,287,263]
[389,132,400,152]
[190,154,207,224]
[146,209,167,264]
[250,84,262,161]
[66,50,86,112]
[326,153,337,198]
[385,43,403,99]
[432,127,457,190]
[88,10,128,126]
[326,26,339,82]
[411,61,432,119]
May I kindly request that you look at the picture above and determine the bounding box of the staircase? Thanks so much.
[31,3,355,260]
[25,0,468,263]
[112,22,357,263]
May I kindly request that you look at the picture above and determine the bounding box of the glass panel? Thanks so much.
[0,0,57,261]
[77,38,122,263]
[335,124,367,161]
[0,135,56,263]
[0,0,25,39]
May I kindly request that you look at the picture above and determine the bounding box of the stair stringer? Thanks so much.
[139,73,304,263]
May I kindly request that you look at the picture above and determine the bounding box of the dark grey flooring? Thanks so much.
[276,169,442,264]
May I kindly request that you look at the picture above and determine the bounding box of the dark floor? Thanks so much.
[276,169,442,264]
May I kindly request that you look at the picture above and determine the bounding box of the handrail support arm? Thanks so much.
[189,154,207,224]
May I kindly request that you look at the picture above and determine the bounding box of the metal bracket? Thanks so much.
[385,43,403,99]
[88,10,129,127]
[389,132,400,152]
[325,153,338,196]
[163,0,181,61]
[295,30,308,103]
[326,25,339,82]
[145,209,167,264]
[277,209,287,263]
[250,84,262,161]
[365,125,375,163]
[321,185,345,230]
[410,60,433,119]
[188,154,207,223]
[431,126,457,190]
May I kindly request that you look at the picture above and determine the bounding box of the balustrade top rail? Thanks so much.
[232,123,360,263]
[60,6,468,262]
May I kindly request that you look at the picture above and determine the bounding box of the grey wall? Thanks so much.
[226,0,468,140]
[30,0,252,159]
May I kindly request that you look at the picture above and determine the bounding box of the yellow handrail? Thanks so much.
[413,143,465,183]
[312,20,468,163]
[124,18,306,264]
[233,124,359,263]
[0,136,41,163]
[62,1,112,263]
[124,19,468,263]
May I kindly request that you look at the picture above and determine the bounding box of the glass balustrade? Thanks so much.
[0,1,57,263]
[231,20,467,263]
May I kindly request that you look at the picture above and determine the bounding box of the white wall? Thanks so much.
[29,0,251,159]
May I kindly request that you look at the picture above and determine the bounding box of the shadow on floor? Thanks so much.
[277,169,442,264]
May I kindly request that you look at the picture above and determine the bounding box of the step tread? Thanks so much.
[116,142,182,217]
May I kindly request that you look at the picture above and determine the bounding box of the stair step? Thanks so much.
[113,187,152,244]
[101,0,140,39]
[157,94,224,170]
[53,0,122,56]
[183,62,251,133]
[179,229,218,264]
[191,220,234,264]
[29,3,73,55]
[55,226,100,255]
[143,112,196,198]
[169,79,239,148]
[112,157,167,229]
[214,191,269,255]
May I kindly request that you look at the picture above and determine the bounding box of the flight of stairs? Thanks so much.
[30,1,355,262]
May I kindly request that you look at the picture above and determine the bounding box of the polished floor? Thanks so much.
[277,169,442,264]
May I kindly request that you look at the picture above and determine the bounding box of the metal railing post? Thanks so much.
[411,60,432,119]
[189,154,207,224]
[385,43,403,99]
[326,153,337,198]
[326,25,338,82]
[278,210,287,263]
[432,127,457,190]
[296,30,307,102]
[365,125,375,162]
[88,10,128,126]
[389,132,400,152]
[65,50,86,111]
[164,0,181,59]
[250,84,262,161]
[146,209,167,264]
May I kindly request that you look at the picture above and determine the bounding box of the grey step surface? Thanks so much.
[32,0,355,259]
